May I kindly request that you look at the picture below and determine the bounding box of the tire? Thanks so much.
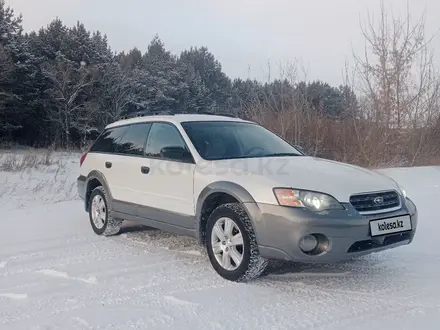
[206,203,268,282]
[88,186,122,236]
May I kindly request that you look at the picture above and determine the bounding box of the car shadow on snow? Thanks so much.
[118,221,399,281]
[261,257,382,277]
[118,221,206,255]
[119,222,150,234]
[118,223,422,296]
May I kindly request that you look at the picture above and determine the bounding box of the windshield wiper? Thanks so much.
[262,153,303,157]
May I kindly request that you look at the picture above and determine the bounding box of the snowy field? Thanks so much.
[0,150,439,330]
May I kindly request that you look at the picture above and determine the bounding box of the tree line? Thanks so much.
[0,0,355,148]
[0,0,439,166]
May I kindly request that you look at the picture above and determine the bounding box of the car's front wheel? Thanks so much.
[88,186,122,236]
[206,203,268,282]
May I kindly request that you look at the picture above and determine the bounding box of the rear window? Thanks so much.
[90,125,128,153]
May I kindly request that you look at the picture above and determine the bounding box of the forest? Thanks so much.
[1,0,439,167]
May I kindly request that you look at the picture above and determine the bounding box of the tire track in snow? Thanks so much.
[36,269,97,285]
[0,293,27,300]
[163,295,199,308]
[73,317,93,330]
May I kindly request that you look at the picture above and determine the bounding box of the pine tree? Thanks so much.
[96,60,140,124]
[0,0,39,138]
[0,0,362,149]
[178,61,211,113]
[178,46,232,112]
[137,36,186,112]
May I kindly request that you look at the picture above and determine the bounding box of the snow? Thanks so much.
[0,150,439,329]
[0,293,28,300]
[36,269,98,285]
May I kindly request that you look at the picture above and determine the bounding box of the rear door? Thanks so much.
[88,125,129,200]
[112,122,152,215]
[140,122,196,228]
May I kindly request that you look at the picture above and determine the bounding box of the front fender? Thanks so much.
[195,181,262,244]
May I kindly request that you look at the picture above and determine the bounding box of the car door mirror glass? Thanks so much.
[160,146,187,160]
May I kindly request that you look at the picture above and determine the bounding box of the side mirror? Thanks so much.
[160,146,188,160]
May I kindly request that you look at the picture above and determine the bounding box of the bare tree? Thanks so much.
[42,53,94,147]
[353,0,440,165]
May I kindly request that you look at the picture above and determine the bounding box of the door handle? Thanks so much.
[141,166,150,174]
[105,162,112,169]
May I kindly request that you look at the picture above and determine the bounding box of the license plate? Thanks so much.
[370,215,412,237]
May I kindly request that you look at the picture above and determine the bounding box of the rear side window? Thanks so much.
[90,126,128,153]
[116,123,152,156]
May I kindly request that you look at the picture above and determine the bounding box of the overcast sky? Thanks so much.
[7,0,440,85]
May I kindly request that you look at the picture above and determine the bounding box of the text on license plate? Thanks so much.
[370,215,412,237]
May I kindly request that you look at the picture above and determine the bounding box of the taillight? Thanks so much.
[80,152,88,166]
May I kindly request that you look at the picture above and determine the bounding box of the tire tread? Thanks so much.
[90,186,122,236]
[207,202,268,282]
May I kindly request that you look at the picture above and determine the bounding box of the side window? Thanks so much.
[90,126,128,153]
[116,123,152,156]
[145,123,193,162]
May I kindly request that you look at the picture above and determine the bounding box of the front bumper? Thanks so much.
[249,196,418,263]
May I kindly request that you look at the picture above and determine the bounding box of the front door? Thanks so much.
[139,122,196,229]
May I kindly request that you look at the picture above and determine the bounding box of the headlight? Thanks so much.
[273,188,344,211]
[388,177,408,198]
[399,186,407,198]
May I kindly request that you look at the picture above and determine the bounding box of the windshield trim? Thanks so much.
[180,120,304,161]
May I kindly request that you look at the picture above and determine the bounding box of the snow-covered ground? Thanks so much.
[0,150,439,330]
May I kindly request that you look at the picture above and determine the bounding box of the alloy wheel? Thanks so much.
[210,217,244,271]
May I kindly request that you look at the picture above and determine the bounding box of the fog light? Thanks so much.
[299,234,318,253]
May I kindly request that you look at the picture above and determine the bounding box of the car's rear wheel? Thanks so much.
[89,186,122,236]
[206,203,268,282]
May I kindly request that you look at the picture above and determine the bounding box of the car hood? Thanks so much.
[210,156,400,202]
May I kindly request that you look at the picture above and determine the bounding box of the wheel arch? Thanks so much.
[195,181,261,245]
[85,170,113,212]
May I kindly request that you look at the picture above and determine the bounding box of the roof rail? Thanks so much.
[120,110,175,120]
[199,111,238,118]
[119,110,238,120]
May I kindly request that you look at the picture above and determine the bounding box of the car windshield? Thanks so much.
[181,121,303,160]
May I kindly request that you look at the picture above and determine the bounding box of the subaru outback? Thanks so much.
[77,112,418,282]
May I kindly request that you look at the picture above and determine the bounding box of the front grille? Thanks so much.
[349,190,401,214]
